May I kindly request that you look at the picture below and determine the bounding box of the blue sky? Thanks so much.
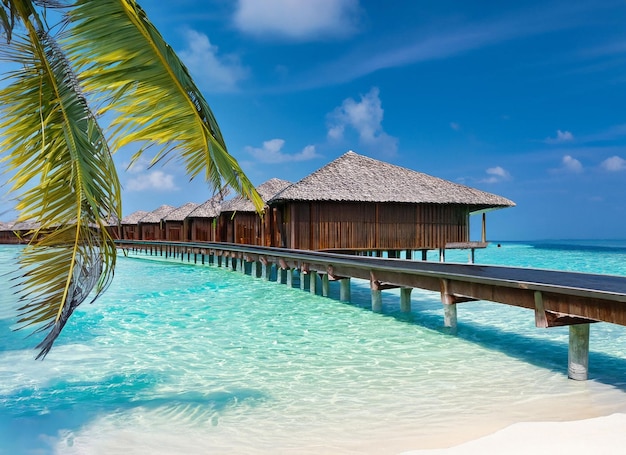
[3,0,626,241]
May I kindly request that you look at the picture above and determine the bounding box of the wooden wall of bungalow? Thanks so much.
[218,211,264,245]
[105,224,121,240]
[218,207,281,246]
[271,201,471,251]
[165,219,189,241]
[140,221,166,241]
[0,227,20,244]
[121,223,140,240]
[188,216,219,242]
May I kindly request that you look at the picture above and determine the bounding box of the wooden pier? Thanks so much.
[116,239,626,381]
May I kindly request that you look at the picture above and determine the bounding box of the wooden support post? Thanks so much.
[276,268,286,284]
[251,261,259,278]
[217,255,222,267]
[371,289,382,312]
[340,278,351,302]
[300,271,307,290]
[370,272,383,312]
[534,291,548,328]
[310,273,317,294]
[421,249,428,261]
[481,212,487,243]
[322,274,330,297]
[406,249,412,260]
[440,279,457,332]
[568,324,590,381]
[286,269,293,287]
[439,248,446,262]
[400,287,412,312]
[239,258,245,273]
[261,262,270,281]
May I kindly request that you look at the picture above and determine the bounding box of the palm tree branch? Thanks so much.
[0,7,121,358]
[65,0,263,211]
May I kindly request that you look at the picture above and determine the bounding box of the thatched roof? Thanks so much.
[269,151,515,212]
[164,202,198,221]
[221,178,292,212]
[0,221,11,231]
[187,189,230,218]
[121,210,149,225]
[10,219,40,231]
[139,205,176,223]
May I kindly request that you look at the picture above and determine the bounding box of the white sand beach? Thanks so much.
[401,413,626,455]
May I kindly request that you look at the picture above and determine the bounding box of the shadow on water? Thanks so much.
[320,276,626,391]
[0,370,267,453]
[390,308,626,391]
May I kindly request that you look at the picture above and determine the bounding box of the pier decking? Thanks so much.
[117,239,626,381]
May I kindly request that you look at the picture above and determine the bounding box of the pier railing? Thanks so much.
[116,239,626,381]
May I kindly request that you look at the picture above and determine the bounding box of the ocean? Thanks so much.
[1,240,626,454]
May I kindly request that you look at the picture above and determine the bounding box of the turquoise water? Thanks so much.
[2,241,626,454]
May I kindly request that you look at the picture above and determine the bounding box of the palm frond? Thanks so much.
[65,0,263,212]
[0,23,121,358]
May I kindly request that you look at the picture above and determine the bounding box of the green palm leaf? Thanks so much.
[65,0,263,211]
[0,19,121,358]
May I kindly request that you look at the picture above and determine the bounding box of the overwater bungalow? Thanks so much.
[6,220,41,244]
[219,178,291,245]
[0,221,15,244]
[103,215,121,240]
[186,191,229,242]
[138,205,175,240]
[268,151,515,255]
[163,202,198,242]
[120,210,148,240]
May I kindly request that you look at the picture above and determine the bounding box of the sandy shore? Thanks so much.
[400,413,626,455]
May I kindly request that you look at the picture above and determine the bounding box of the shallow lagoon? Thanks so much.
[1,241,626,454]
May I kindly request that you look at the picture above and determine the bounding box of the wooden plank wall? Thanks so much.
[165,221,183,241]
[189,218,216,242]
[281,201,469,250]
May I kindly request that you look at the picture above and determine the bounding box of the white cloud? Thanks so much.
[234,0,360,40]
[126,156,151,174]
[601,155,626,171]
[480,166,511,183]
[545,129,574,144]
[126,171,179,192]
[327,87,398,156]
[562,155,583,173]
[178,29,248,92]
[246,139,321,163]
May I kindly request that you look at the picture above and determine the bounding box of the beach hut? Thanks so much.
[219,178,292,246]
[268,151,515,253]
[138,205,175,240]
[103,215,121,240]
[120,210,148,240]
[186,190,229,242]
[5,220,41,244]
[0,221,16,244]
[163,202,199,242]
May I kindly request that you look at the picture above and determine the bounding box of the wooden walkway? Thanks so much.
[116,240,626,381]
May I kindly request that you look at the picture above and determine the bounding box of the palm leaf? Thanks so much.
[0,19,121,358]
[65,0,263,211]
